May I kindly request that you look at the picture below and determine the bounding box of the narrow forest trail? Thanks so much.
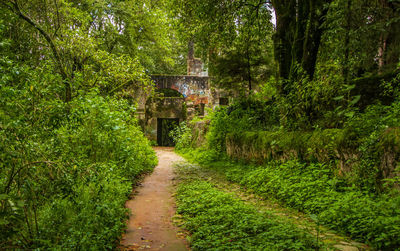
[119,147,188,251]
[119,148,370,251]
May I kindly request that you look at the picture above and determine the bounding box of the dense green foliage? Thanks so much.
[170,122,192,150]
[174,79,400,249]
[0,82,157,248]
[172,0,400,130]
[178,151,400,250]
[177,181,318,250]
[204,99,279,153]
[173,0,400,92]
[2,0,400,249]
[197,95,400,189]
[0,1,163,248]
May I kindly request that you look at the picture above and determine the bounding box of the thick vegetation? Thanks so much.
[175,97,400,249]
[173,89,400,248]
[176,180,319,250]
[0,0,167,248]
[179,153,400,250]
[2,0,400,249]
[172,66,400,250]
[0,81,157,248]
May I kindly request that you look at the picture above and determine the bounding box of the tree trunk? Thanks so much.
[378,34,387,73]
[272,0,296,82]
[343,0,352,83]
[291,0,309,79]
[246,44,252,91]
[379,0,400,72]
[272,0,332,85]
[301,0,329,80]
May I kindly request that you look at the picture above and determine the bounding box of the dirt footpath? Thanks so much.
[120,147,188,251]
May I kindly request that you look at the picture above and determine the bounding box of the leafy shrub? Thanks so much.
[343,101,400,189]
[0,12,157,249]
[205,106,230,153]
[170,121,193,150]
[178,146,225,165]
[37,167,132,249]
[206,98,279,153]
[277,74,343,130]
[56,93,156,178]
[0,83,157,248]
[177,181,318,250]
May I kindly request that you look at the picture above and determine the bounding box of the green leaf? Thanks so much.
[350,95,361,105]
[345,111,355,118]
[343,84,356,91]
[333,96,344,101]
[0,219,9,225]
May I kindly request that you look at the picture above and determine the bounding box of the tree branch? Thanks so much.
[53,0,61,36]
[4,0,72,102]
[4,161,56,194]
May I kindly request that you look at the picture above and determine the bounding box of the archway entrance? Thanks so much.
[157,118,179,146]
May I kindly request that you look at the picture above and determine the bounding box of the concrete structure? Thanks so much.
[151,75,210,106]
[131,43,260,145]
[187,41,208,76]
[139,44,214,146]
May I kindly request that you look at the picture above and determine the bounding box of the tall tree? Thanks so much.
[319,0,400,79]
[1,0,73,101]
[0,0,185,102]
[271,0,333,85]
[376,0,400,72]
[171,0,274,94]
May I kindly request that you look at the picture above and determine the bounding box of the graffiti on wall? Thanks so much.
[151,75,209,105]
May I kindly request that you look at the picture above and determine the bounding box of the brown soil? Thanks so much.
[119,147,188,251]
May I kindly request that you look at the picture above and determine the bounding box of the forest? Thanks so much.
[1,0,400,250]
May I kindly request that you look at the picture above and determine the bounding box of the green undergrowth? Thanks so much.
[178,148,400,250]
[176,180,319,250]
[225,129,356,164]
[1,92,157,249]
[197,100,400,192]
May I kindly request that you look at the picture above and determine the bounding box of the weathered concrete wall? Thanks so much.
[187,41,208,76]
[226,128,400,182]
[210,88,233,109]
[145,97,186,142]
[191,120,210,147]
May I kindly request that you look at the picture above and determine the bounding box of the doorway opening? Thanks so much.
[195,103,205,116]
[157,118,179,146]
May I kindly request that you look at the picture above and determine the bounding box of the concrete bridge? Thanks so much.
[135,42,227,146]
[151,75,210,105]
